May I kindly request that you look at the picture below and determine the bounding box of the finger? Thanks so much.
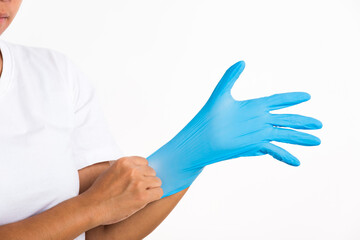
[145,176,162,189]
[260,143,300,166]
[271,127,321,146]
[139,166,156,177]
[131,156,149,166]
[210,61,245,99]
[147,187,164,201]
[265,92,311,111]
[269,114,323,130]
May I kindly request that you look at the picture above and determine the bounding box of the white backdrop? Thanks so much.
[3,0,360,239]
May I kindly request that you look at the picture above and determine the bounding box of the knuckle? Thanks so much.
[112,159,122,168]
[122,157,133,166]
[155,177,162,186]
[137,156,149,165]
[124,156,149,166]
[129,167,138,177]
[146,166,156,176]
[116,157,132,168]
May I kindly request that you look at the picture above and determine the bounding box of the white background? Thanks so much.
[3,0,360,239]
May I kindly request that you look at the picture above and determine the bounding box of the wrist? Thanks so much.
[76,191,103,229]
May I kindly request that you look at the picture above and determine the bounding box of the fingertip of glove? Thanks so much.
[281,155,300,167]
[237,60,246,68]
[294,160,301,167]
[314,136,321,146]
[298,92,311,101]
[315,120,323,129]
[290,159,301,167]
[231,60,245,70]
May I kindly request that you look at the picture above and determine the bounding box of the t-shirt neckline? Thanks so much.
[0,39,14,99]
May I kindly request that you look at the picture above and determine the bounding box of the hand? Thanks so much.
[81,156,163,225]
[148,61,322,198]
[200,61,322,166]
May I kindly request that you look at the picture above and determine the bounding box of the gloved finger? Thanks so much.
[269,114,323,130]
[260,143,300,166]
[210,61,245,100]
[271,127,321,146]
[265,92,311,111]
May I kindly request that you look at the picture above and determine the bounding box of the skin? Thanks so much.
[0,1,189,239]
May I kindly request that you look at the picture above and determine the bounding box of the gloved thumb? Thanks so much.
[209,61,245,101]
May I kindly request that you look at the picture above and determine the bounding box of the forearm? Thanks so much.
[0,194,97,240]
[87,187,188,240]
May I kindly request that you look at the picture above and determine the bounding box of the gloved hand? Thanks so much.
[147,61,322,198]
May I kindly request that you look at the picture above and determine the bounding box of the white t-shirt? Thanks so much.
[0,39,124,239]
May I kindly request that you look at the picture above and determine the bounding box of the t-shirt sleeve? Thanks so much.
[63,55,125,170]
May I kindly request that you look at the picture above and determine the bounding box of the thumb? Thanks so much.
[210,61,246,100]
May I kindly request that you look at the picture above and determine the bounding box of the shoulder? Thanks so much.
[3,39,67,62]
[1,39,77,77]
[2,40,89,88]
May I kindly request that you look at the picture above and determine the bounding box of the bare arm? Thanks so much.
[90,188,188,240]
[0,157,163,240]
[81,161,189,240]
[0,192,96,239]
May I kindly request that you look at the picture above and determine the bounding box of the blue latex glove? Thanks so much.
[148,61,322,198]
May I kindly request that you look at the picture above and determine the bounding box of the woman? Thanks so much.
[0,1,173,239]
[0,1,322,239]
